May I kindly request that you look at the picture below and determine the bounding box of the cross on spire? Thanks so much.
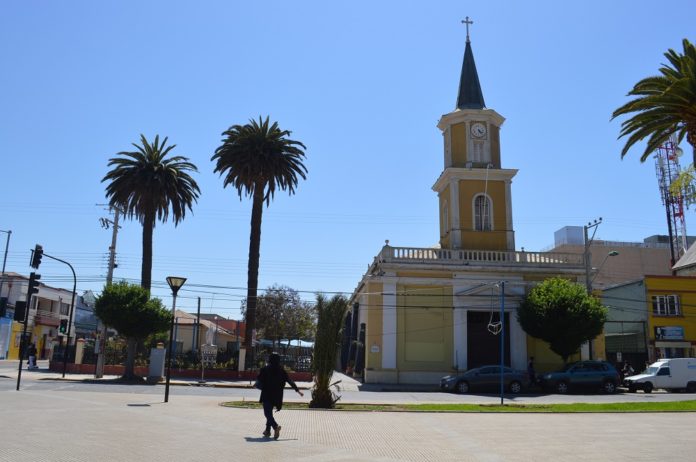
[462,16,473,43]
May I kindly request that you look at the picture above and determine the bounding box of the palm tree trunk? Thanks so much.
[244,185,265,355]
[141,212,154,293]
[123,337,138,380]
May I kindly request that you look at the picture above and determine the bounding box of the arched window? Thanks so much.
[473,195,492,231]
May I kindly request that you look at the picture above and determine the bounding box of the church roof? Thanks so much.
[456,40,485,110]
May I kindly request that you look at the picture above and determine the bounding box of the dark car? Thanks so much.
[540,360,620,394]
[440,365,528,394]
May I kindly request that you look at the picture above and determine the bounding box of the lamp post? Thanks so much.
[165,276,186,403]
[591,251,619,288]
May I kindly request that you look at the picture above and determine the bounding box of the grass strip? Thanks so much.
[222,400,696,413]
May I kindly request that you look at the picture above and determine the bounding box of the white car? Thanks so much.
[623,358,696,393]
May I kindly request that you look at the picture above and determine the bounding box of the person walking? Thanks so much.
[527,356,536,387]
[257,352,303,440]
[27,343,37,370]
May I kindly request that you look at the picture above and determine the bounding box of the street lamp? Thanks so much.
[164,276,186,403]
[590,251,619,287]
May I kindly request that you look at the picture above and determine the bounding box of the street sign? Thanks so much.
[200,344,217,366]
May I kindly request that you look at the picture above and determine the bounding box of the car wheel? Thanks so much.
[643,382,653,394]
[556,381,569,394]
[687,382,696,393]
[509,381,522,394]
[602,380,617,394]
[456,381,470,394]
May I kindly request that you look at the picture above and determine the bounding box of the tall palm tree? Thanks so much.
[211,116,307,355]
[612,39,696,164]
[102,134,200,292]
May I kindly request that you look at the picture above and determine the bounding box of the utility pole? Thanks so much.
[95,206,121,378]
[584,217,602,360]
[0,230,11,308]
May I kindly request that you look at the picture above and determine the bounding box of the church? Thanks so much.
[348,24,587,384]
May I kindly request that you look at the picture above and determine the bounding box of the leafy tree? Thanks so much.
[310,294,348,409]
[102,134,200,292]
[211,117,307,356]
[241,285,315,346]
[94,281,171,380]
[517,277,608,363]
[612,39,696,165]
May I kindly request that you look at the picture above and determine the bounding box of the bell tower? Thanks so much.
[433,18,517,251]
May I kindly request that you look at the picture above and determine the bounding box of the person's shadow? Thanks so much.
[244,437,297,443]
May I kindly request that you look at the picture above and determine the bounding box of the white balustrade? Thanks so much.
[379,246,583,268]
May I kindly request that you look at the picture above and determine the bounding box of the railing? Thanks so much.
[377,246,584,268]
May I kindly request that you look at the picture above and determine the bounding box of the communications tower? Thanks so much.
[654,139,690,268]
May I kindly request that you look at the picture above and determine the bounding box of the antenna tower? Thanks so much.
[654,138,689,267]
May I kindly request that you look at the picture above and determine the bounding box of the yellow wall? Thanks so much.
[458,179,508,250]
[365,282,383,370]
[645,276,696,346]
[451,122,468,167]
[397,285,453,371]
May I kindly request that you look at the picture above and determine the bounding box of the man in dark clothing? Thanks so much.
[27,343,38,369]
[527,356,536,387]
[257,352,303,439]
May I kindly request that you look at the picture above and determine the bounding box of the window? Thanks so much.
[657,367,670,376]
[60,302,69,316]
[652,295,680,316]
[474,195,492,231]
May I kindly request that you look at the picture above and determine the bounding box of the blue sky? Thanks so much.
[1,1,694,318]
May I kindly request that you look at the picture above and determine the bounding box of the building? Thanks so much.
[348,33,586,384]
[0,272,77,360]
[601,275,696,367]
[549,226,682,290]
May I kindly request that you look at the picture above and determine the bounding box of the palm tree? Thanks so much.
[310,294,348,408]
[102,134,200,292]
[211,116,307,356]
[612,39,696,164]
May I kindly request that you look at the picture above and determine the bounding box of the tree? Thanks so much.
[612,39,696,165]
[310,294,348,409]
[94,281,171,380]
[211,117,307,356]
[241,285,315,346]
[517,277,608,363]
[102,134,200,292]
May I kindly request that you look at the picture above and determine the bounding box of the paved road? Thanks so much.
[2,361,696,405]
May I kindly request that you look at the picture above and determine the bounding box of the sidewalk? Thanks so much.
[1,360,362,391]
[2,382,695,461]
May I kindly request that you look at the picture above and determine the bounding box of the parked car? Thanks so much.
[440,365,528,394]
[623,358,696,393]
[540,360,619,394]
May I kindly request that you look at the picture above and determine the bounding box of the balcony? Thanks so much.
[374,245,585,270]
[34,310,60,327]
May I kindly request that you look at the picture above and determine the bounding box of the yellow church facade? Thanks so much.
[349,32,586,384]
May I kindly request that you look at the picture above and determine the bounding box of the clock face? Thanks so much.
[471,122,487,138]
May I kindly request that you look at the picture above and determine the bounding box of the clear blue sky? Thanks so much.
[1,1,694,318]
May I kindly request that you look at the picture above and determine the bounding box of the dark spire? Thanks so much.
[456,39,485,110]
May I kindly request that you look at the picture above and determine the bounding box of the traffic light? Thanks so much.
[30,244,43,269]
[27,272,40,297]
[13,301,26,322]
[59,319,68,334]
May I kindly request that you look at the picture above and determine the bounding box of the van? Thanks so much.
[623,358,696,393]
